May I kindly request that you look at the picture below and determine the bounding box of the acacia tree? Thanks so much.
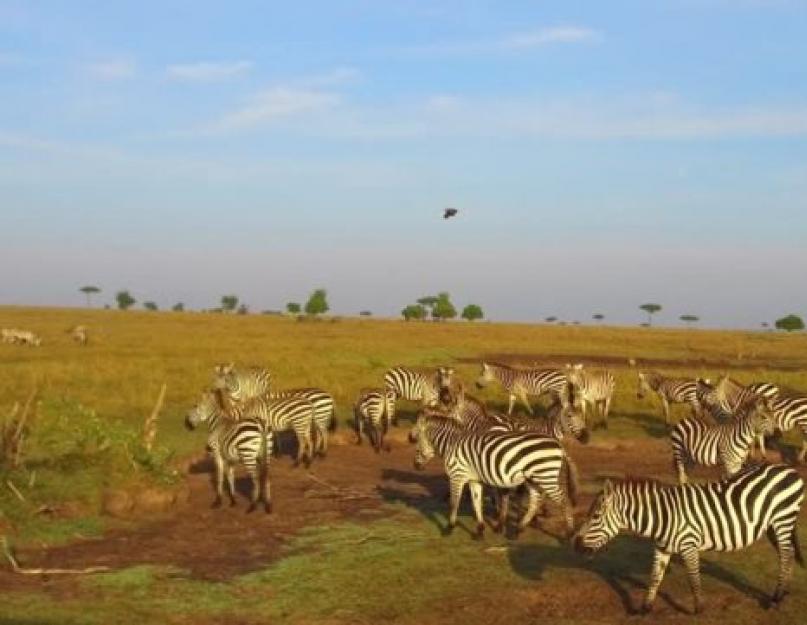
[416,296,438,319]
[592,314,604,324]
[304,289,329,316]
[143,301,158,311]
[432,292,457,321]
[680,314,699,327]
[639,303,662,326]
[286,302,301,315]
[544,316,557,323]
[172,303,184,312]
[461,304,484,321]
[116,290,136,310]
[221,295,239,313]
[79,285,101,307]
[775,314,805,332]
[402,304,427,321]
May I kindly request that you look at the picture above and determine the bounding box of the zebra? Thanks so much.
[574,463,805,614]
[565,364,615,429]
[268,388,336,457]
[383,366,454,423]
[353,388,396,452]
[636,371,701,425]
[761,393,807,462]
[2,329,41,346]
[670,397,774,484]
[185,391,274,512]
[715,375,780,414]
[213,389,317,467]
[408,410,578,538]
[213,363,272,403]
[475,362,569,415]
[69,325,88,346]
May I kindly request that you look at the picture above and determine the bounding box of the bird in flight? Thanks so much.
[443,208,458,219]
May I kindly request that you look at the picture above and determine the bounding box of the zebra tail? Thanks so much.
[795,525,804,568]
[563,453,580,506]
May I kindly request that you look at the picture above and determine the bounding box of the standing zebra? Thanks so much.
[574,464,805,614]
[408,411,578,538]
[715,375,780,413]
[185,392,273,512]
[213,389,317,467]
[565,364,615,429]
[69,325,88,346]
[213,363,272,403]
[268,388,336,457]
[353,388,396,452]
[670,397,774,484]
[383,366,454,423]
[762,393,807,462]
[475,362,569,415]
[636,371,701,425]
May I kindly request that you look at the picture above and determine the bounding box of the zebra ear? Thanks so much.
[602,479,613,494]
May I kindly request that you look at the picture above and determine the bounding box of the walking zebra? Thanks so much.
[213,389,317,467]
[636,371,700,425]
[475,362,569,415]
[383,366,454,423]
[574,464,805,613]
[565,364,615,429]
[354,388,396,452]
[185,392,273,512]
[408,411,578,538]
[670,397,774,483]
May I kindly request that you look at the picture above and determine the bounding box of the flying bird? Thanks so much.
[443,208,458,219]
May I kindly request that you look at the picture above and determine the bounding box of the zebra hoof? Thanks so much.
[229,499,238,508]
[638,603,653,615]
[442,524,455,537]
[264,502,272,514]
[211,498,223,509]
[247,503,257,514]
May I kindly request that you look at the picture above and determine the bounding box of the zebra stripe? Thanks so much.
[715,375,779,414]
[574,464,805,613]
[409,412,578,538]
[213,364,272,403]
[636,371,700,425]
[767,393,807,462]
[475,362,569,415]
[185,392,273,512]
[270,388,336,456]
[354,388,396,452]
[383,366,454,421]
[670,400,774,483]
[565,364,615,429]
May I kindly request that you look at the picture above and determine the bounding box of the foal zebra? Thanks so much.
[574,464,805,613]
[636,371,700,425]
[565,364,615,429]
[670,397,774,483]
[475,362,569,415]
[383,366,454,423]
[185,392,273,512]
[354,388,396,452]
[408,411,578,537]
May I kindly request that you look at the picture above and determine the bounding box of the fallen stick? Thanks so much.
[6,479,26,502]
[1,537,111,576]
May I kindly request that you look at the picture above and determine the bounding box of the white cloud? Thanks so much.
[407,25,600,55]
[210,86,341,132]
[86,59,136,80]
[166,60,253,82]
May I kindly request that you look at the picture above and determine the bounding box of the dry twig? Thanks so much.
[143,383,167,452]
[1,537,111,576]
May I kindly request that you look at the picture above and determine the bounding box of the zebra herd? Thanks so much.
[183,360,807,614]
[0,325,88,346]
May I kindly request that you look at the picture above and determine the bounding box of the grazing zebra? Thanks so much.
[574,464,805,614]
[383,366,455,423]
[185,392,274,512]
[565,364,615,429]
[475,362,569,415]
[670,397,774,483]
[408,411,578,538]
[213,363,273,403]
[213,389,316,467]
[354,388,396,452]
[636,371,701,425]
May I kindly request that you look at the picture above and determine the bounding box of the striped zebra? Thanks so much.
[1,329,42,346]
[213,389,317,467]
[69,325,88,346]
[408,411,578,538]
[762,393,807,462]
[636,371,701,425]
[185,392,274,512]
[565,364,615,429]
[353,388,396,452]
[715,375,780,413]
[268,388,336,457]
[574,464,805,614]
[670,397,774,484]
[213,363,272,403]
[383,366,454,423]
[475,362,569,415]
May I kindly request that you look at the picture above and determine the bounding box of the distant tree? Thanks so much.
[359,310,372,317]
[775,314,805,332]
[592,314,604,323]
[558,321,568,326]
[304,288,329,316]
[262,310,283,316]
[116,290,136,310]
[431,292,457,322]
[572,321,581,325]
[402,304,427,321]
[640,322,650,328]
[639,303,662,326]
[220,295,239,313]
[461,304,484,322]
[79,285,101,307]
[237,304,249,315]
[172,302,184,312]
[104,304,111,310]
[680,314,699,327]
[143,301,158,311]
[286,302,301,315]
[761,322,770,330]
[544,316,558,323]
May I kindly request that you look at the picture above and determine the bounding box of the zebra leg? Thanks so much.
[508,394,516,416]
[768,525,796,607]
[212,453,225,508]
[468,482,485,539]
[446,478,466,535]
[672,448,688,485]
[757,434,767,461]
[520,391,533,415]
[226,465,237,507]
[354,411,363,445]
[247,464,261,513]
[317,425,328,457]
[262,434,273,513]
[662,398,670,427]
[640,549,671,613]
[601,398,611,429]
[516,487,542,534]
[493,489,510,533]
[681,547,703,614]
[798,438,807,464]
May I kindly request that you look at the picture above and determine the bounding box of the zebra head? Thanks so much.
[636,372,651,399]
[185,391,220,430]
[437,367,455,391]
[746,397,777,437]
[574,480,623,555]
[565,363,585,387]
[408,411,437,470]
[475,362,494,389]
[212,362,236,390]
[560,401,590,444]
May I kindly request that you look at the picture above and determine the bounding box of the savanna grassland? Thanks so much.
[2,306,807,625]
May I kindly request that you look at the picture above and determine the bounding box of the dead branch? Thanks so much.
[305,473,374,500]
[143,383,167,452]
[10,389,38,468]
[6,479,26,503]
[1,537,111,576]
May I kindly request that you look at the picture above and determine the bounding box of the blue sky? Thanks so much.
[1,1,806,326]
